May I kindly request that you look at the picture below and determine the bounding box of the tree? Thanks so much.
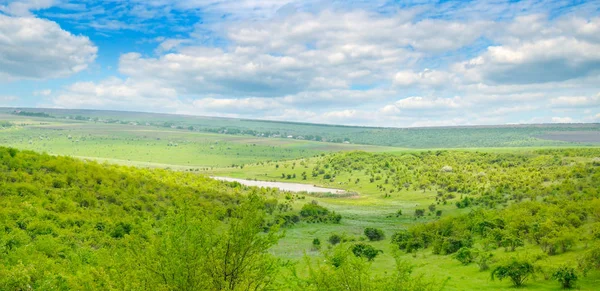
[328,234,342,245]
[414,209,425,218]
[476,252,494,271]
[552,266,578,289]
[312,238,321,251]
[453,247,478,265]
[364,228,385,241]
[491,258,535,287]
[428,204,436,213]
[351,243,382,261]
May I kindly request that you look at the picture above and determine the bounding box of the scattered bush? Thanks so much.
[364,227,385,241]
[329,234,342,245]
[351,243,382,261]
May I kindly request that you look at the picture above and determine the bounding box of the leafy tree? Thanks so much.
[312,238,321,251]
[491,258,535,287]
[552,266,578,289]
[453,247,478,265]
[414,209,425,218]
[364,227,385,241]
[351,243,382,261]
[328,234,342,245]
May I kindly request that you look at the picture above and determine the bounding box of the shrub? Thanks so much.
[491,258,535,287]
[312,238,321,251]
[364,228,385,241]
[552,266,578,289]
[329,234,342,245]
[476,252,494,271]
[453,247,478,265]
[414,209,425,218]
[299,203,342,223]
[351,243,382,261]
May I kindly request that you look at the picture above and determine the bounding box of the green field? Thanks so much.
[4,108,600,148]
[1,109,600,290]
[0,112,395,168]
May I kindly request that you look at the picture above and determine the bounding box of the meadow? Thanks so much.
[1,109,600,290]
[4,108,600,148]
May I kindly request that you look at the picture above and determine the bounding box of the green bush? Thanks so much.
[364,227,385,241]
[491,258,535,287]
[351,243,382,261]
[552,266,578,289]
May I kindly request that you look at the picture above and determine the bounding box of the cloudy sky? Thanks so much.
[0,0,599,127]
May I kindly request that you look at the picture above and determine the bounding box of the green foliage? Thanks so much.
[351,243,382,261]
[328,234,342,245]
[578,243,600,275]
[552,266,578,289]
[453,247,478,265]
[476,252,495,271]
[302,246,442,291]
[364,227,385,241]
[299,202,342,223]
[312,238,321,251]
[0,147,289,290]
[491,258,535,287]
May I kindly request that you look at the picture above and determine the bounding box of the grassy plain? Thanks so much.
[0,113,394,167]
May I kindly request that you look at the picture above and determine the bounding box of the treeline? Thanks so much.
[13,111,54,118]
[0,147,431,290]
[0,121,13,128]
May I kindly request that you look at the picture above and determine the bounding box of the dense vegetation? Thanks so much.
[0,147,437,290]
[216,148,600,289]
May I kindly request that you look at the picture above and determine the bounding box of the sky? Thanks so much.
[0,0,599,127]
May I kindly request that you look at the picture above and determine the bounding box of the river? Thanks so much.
[211,176,346,194]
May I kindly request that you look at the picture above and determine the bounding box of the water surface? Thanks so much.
[212,176,346,194]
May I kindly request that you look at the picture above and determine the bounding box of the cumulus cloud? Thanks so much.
[0,0,55,16]
[35,3,600,127]
[0,14,97,80]
[116,10,487,98]
[550,93,600,108]
[383,96,464,113]
[455,16,600,85]
[53,78,180,111]
[394,69,453,88]
[551,116,574,123]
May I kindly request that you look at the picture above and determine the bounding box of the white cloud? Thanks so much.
[551,116,574,123]
[0,0,55,16]
[394,69,453,88]
[53,78,180,111]
[0,14,97,80]
[550,93,600,108]
[390,96,463,110]
[455,16,600,85]
[117,10,488,99]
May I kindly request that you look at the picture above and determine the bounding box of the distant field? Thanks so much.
[0,113,394,167]
[2,107,599,148]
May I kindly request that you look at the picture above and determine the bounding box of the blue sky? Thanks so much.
[0,0,599,127]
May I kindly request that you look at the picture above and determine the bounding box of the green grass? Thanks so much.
[0,114,394,167]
